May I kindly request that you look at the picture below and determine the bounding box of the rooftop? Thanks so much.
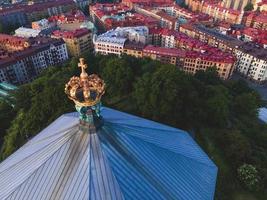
[144,45,186,57]
[0,107,218,200]
[124,40,146,50]
[0,36,65,67]
[238,42,267,60]
[259,107,267,123]
[156,11,177,23]
[95,36,127,45]
[122,0,174,6]
[15,27,41,38]
[149,27,235,62]
[95,26,149,45]
[0,33,29,48]
[0,0,75,15]
[48,10,86,24]
[91,3,159,30]
[52,28,90,39]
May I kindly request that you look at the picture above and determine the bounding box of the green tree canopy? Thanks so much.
[101,57,134,98]
[244,3,254,11]
[1,53,267,199]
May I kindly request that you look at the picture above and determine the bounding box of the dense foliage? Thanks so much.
[238,164,260,191]
[0,53,267,200]
[244,2,254,11]
[0,21,21,35]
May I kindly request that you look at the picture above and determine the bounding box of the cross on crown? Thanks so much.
[65,58,105,107]
[78,58,88,77]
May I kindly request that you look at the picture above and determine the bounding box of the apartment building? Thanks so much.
[94,26,235,79]
[122,0,173,9]
[90,3,159,32]
[94,26,149,55]
[0,0,76,27]
[180,23,267,82]
[123,41,145,58]
[243,12,267,30]
[32,19,55,31]
[15,27,41,38]
[183,51,235,79]
[221,0,257,11]
[234,43,267,82]
[0,34,68,84]
[52,28,93,57]
[142,45,234,79]
[143,45,185,66]
[179,23,242,52]
[185,0,244,24]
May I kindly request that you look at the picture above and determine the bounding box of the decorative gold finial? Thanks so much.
[65,58,105,107]
[78,58,88,79]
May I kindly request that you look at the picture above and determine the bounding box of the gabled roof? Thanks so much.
[0,107,217,200]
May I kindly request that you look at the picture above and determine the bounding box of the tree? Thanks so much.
[203,85,230,127]
[1,54,267,197]
[179,2,189,9]
[101,58,134,98]
[232,93,261,120]
[1,110,26,160]
[0,22,3,33]
[238,164,261,191]
[0,101,15,143]
[194,67,221,85]
[133,64,200,127]
[226,79,252,96]
[221,130,252,167]
[244,3,254,11]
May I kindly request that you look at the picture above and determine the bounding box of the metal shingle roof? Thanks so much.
[0,107,217,200]
[259,107,267,123]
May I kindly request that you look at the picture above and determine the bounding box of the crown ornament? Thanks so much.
[65,58,105,107]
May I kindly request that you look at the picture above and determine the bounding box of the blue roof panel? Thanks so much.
[0,107,217,200]
[259,107,267,123]
[99,107,217,200]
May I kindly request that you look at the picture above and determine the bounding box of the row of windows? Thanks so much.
[97,44,123,49]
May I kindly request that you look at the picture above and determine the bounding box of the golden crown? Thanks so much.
[65,58,105,107]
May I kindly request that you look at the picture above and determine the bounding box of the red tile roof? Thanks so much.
[143,45,186,57]
[52,28,90,39]
[0,34,29,48]
[255,13,267,23]
[148,27,235,63]
[48,10,86,24]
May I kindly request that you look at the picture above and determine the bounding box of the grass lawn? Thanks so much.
[233,192,258,200]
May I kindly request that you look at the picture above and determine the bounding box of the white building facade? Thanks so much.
[234,48,267,82]
[15,27,41,38]
[94,26,149,55]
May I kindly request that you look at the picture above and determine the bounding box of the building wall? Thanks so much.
[94,42,124,55]
[0,1,76,28]
[53,32,92,57]
[123,48,143,58]
[0,11,28,27]
[143,51,180,66]
[0,43,68,84]
[179,24,267,82]
[183,58,233,80]
[222,0,256,11]
[234,49,267,82]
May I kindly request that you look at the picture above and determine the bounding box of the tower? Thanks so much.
[0,59,218,200]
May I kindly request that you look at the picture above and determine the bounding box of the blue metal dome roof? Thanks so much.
[0,107,217,200]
